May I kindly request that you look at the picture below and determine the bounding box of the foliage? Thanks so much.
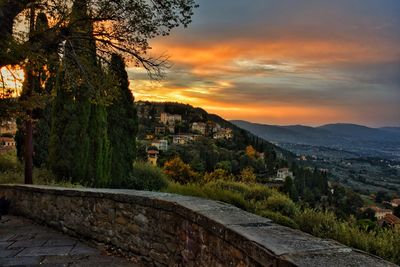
[0,0,198,71]
[238,167,257,184]
[164,156,199,184]
[0,150,21,173]
[116,162,168,191]
[375,191,391,203]
[245,145,257,159]
[359,208,377,221]
[48,2,111,187]
[107,54,138,187]
[293,209,400,264]
[283,176,298,201]
[394,206,400,218]
[0,151,81,187]
[257,194,297,217]
[203,168,234,183]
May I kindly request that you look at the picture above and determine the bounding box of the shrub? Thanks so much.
[238,167,256,183]
[293,208,400,265]
[208,180,276,202]
[164,157,199,184]
[258,194,297,217]
[203,168,234,183]
[0,150,21,172]
[121,162,168,191]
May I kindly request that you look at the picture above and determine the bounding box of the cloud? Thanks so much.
[129,0,400,127]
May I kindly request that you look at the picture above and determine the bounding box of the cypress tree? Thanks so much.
[49,0,111,186]
[107,54,138,187]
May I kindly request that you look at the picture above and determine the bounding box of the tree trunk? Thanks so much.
[23,4,35,185]
[24,114,33,184]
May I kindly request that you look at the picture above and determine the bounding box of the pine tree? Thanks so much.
[107,54,138,187]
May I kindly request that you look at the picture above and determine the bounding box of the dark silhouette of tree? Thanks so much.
[107,54,138,187]
[0,0,198,184]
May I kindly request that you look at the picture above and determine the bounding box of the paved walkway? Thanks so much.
[0,215,138,266]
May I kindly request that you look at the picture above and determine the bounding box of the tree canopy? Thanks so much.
[0,0,198,73]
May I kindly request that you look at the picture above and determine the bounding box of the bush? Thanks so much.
[164,157,199,184]
[258,194,297,217]
[0,150,21,172]
[203,169,234,183]
[208,180,276,202]
[238,167,256,183]
[293,208,400,264]
[120,162,168,191]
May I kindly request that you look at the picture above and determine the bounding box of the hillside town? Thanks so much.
[136,103,234,166]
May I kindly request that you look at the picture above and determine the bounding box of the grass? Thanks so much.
[165,179,400,265]
[0,150,82,188]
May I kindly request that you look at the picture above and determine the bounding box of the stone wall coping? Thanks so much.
[0,184,395,267]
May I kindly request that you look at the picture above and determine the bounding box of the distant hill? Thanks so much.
[231,120,400,159]
[136,101,294,160]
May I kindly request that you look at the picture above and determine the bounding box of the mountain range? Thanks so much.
[231,121,400,159]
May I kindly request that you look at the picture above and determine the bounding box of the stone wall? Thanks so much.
[0,185,394,267]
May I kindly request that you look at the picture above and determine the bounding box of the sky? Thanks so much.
[128,0,400,127]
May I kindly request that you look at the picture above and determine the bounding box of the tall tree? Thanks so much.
[15,12,56,168]
[49,0,111,186]
[107,54,138,187]
[1,0,198,184]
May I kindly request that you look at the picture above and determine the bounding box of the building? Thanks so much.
[275,168,294,181]
[0,120,17,135]
[172,134,200,145]
[378,214,400,227]
[160,113,182,125]
[167,126,175,134]
[391,199,400,208]
[147,147,159,166]
[369,206,393,220]
[0,137,16,147]
[151,140,168,151]
[213,128,233,140]
[145,134,155,140]
[172,135,186,145]
[191,122,207,135]
[155,126,166,136]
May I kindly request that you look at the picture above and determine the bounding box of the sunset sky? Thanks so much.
[128,0,400,127]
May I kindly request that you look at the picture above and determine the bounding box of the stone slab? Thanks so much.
[17,246,73,257]
[8,239,47,248]
[0,241,13,249]
[69,245,100,256]
[0,248,22,258]
[44,239,77,247]
[197,206,272,226]
[281,248,398,267]
[0,256,43,266]
[227,224,345,256]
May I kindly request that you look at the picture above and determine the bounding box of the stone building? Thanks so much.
[147,147,159,166]
[160,113,182,125]
[151,140,168,151]
[274,168,294,182]
[191,122,207,135]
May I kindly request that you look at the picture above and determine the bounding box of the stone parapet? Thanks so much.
[0,185,395,267]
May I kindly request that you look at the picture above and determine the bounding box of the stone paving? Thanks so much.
[0,215,138,266]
